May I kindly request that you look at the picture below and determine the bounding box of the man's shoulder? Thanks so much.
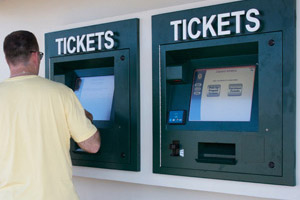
[36,76,67,87]
[35,76,73,94]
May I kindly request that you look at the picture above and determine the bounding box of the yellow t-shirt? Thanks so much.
[0,75,97,200]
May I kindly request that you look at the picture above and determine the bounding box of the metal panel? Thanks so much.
[152,0,296,185]
[45,19,140,171]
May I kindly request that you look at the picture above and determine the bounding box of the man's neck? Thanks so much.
[10,70,37,78]
[9,63,38,78]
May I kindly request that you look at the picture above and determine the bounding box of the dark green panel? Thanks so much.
[45,19,140,171]
[152,0,296,185]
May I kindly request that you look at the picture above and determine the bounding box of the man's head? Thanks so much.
[4,30,40,66]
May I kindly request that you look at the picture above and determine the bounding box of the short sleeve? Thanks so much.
[64,88,97,143]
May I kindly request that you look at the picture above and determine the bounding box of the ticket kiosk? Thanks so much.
[45,19,140,171]
[152,0,296,185]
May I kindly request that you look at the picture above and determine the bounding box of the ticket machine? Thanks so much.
[152,0,296,185]
[45,19,140,171]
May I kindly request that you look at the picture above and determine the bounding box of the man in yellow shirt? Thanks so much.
[0,30,100,200]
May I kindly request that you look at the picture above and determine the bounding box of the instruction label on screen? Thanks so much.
[189,66,256,121]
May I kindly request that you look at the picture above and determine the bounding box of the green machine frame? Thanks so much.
[45,19,140,171]
[152,0,296,185]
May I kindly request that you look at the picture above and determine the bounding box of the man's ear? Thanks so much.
[29,52,39,67]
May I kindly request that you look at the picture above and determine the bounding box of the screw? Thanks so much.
[121,152,126,158]
[265,128,269,132]
[268,39,275,46]
[269,162,275,168]
[120,55,125,61]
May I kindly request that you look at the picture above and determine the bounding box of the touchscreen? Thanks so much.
[74,75,114,121]
[189,66,256,122]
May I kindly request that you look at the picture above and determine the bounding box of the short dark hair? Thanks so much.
[3,30,39,65]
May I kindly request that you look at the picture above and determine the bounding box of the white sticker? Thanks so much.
[180,149,184,157]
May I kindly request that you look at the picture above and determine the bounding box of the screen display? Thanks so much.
[189,66,256,122]
[74,75,114,121]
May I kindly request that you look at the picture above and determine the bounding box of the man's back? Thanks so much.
[0,75,97,200]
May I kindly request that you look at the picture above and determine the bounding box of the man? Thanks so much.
[0,30,100,200]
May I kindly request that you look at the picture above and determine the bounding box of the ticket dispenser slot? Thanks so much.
[196,143,236,165]
[153,0,295,185]
[46,19,140,171]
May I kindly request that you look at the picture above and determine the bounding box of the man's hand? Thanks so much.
[84,109,93,122]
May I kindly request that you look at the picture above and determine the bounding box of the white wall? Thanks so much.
[0,0,299,200]
[73,176,271,200]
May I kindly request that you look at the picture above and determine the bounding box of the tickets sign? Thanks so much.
[170,8,261,41]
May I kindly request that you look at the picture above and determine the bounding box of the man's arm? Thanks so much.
[77,109,101,153]
[78,130,100,153]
